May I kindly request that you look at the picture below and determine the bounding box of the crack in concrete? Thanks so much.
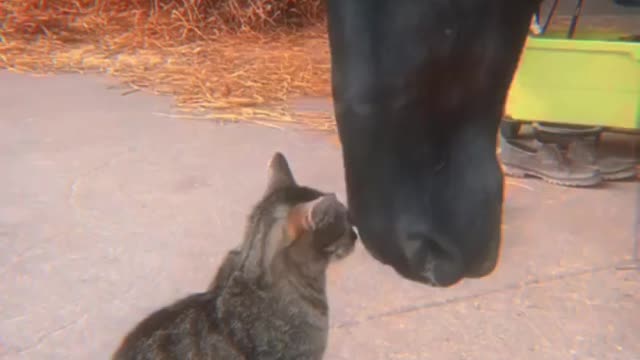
[13,314,87,355]
[0,244,39,278]
[68,149,133,211]
[0,229,76,279]
[332,261,631,329]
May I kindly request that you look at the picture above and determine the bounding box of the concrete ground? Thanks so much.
[0,71,639,360]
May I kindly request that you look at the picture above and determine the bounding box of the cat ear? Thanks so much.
[265,152,296,194]
[287,194,341,239]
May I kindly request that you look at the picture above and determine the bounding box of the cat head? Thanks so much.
[241,152,357,275]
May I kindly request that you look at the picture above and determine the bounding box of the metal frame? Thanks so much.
[531,0,585,39]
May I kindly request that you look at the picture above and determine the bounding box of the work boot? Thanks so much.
[566,138,638,181]
[500,136,603,187]
[533,122,638,181]
[533,122,603,147]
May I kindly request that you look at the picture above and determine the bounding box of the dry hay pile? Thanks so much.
[0,0,335,131]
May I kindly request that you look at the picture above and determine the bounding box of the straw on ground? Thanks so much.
[0,0,335,130]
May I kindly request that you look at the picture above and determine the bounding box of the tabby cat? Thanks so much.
[113,152,357,360]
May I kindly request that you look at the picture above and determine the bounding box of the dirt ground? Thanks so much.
[0,71,639,360]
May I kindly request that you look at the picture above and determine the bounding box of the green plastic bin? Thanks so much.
[505,37,640,130]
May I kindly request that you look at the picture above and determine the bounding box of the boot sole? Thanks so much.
[602,168,638,181]
[502,165,603,187]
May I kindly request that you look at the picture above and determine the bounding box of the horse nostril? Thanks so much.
[425,238,451,261]
[415,237,464,287]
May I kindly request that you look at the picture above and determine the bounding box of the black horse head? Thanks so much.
[326,0,539,286]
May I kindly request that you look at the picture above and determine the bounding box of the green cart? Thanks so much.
[502,0,640,136]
